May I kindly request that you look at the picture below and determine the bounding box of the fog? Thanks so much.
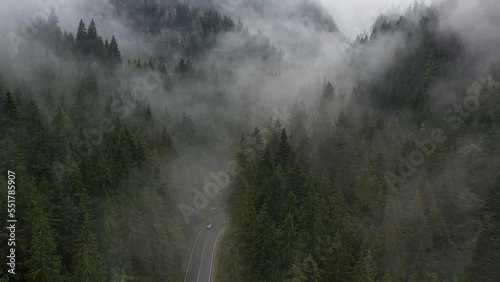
[1,0,498,146]
[320,0,433,38]
[0,0,498,227]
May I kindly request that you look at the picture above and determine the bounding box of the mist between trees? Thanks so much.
[0,0,500,281]
[385,76,500,191]
[178,105,292,225]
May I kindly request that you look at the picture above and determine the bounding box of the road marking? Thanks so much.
[208,228,224,282]
[196,232,210,282]
[184,227,205,282]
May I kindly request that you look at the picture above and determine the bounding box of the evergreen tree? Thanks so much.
[353,250,377,282]
[381,199,404,280]
[75,19,87,54]
[108,35,121,65]
[322,81,335,100]
[51,106,71,156]
[301,254,321,282]
[72,206,106,282]
[87,19,98,41]
[467,190,500,281]
[43,10,62,51]
[410,243,437,282]
[277,129,292,171]
[3,91,20,134]
[26,195,63,282]
[322,230,353,281]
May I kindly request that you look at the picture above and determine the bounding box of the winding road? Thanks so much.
[184,215,226,282]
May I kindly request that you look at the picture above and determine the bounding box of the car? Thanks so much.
[206,222,213,229]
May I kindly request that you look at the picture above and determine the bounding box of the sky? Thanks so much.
[320,0,433,38]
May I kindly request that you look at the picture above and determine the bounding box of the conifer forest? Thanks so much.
[0,0,499,281]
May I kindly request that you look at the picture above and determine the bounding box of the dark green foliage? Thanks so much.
[25,193,64,282]
[353,250,377,282]
[0,14,184,280]
[467,190,500,281]
[3,2,500,282]
[75,19,87,54]
[108,35,122,65]
[110,2,235,57]
[66,18,122,65]
[219,7,500,281]
[3,91,20,134]
[71,206,106,282]
[0,81,184,280]
[322,81,335,101]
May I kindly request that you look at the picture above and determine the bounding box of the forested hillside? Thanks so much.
[0,14,188,281]
[0,0,499,282]
[0,0,285,279]
[218,4,500,282]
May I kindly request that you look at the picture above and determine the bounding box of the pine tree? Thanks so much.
[147,59,154,70]
[410,243,437,282]
[301,254,321,282]
[176,58,187,75]
[51,106,71,156]
[290,99,308,133]
[44,10,62,50]
[87,19,98,41]
[75,19,87,55]
[72,67,99,125]
[353,250,377,282]
[86,18,104,59]
[295,130,311,171]
[247,209,280,281]
[330,182,349,227]
[24,100,52,180]
[0,136,25,174]
[108,35,121,65]
[407,191,432,258]
[322,230,353,281]
[26,196,63,282]
[280,209,301,268]
[287,158,307,202]
[322,81,335,100]
[381,199,404,280]
[277,129,292,171]
[467,190,500,281]
[4,91,20,133]
[72,206,106,282]
[299,174,325,250]
[285,262,307,282]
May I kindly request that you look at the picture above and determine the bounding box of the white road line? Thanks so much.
[184,227,205,282]
[207,228,224,282]
[196,233,210,282]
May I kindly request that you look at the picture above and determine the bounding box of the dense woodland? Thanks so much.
[109,0,238,57]
[0,14,188,281]
[218,5,500,282]
[0,1,282,279]
[0,1,499,282]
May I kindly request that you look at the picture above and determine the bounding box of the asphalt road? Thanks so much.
[184,215,226,282]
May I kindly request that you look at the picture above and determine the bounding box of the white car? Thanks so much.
[206,222,213,229]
